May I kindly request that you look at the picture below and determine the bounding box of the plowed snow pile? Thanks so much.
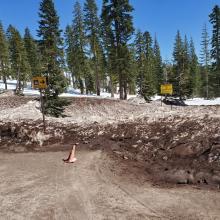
[0,96,220,188]
[1,96,220,123]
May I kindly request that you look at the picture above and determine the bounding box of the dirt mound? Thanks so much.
[100,117,220,188]
[0,116,220,189]
[0,96,220,189]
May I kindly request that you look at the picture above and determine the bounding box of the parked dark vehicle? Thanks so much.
[162,97,187,106]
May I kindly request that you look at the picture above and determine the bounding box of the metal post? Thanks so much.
[40,89,46,132]
[171,93,173,110]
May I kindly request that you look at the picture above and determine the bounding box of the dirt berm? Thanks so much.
[1,96,220,219]
[0,115,220,188]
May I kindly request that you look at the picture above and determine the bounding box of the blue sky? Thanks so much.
[0,0,220,61]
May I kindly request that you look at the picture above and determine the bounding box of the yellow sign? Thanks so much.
[32,77,47,89]
[161,84,173,95]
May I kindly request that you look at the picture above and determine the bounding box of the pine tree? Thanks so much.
[38,0,67,98]
[37,0,68,117]
[65,25,75,87]
[135,30,145,95]
[142,31,156,101]
[65,1,89,94]
[153,35,163,93]
[127,44,137,95]
[200,23,211,98]
[84,0,103,96]
[65,25,74,86]
[119,43,134,99]
[0,22,10,90]
[101,0,134,100]
[7,25,31,94]
[189,37,200,96]
[101,5,117,97]
[172,30,182,97]
[183,35,192,96]
[172,31,191,98]
[209,5,220,96]
[209,5,220,69]
[134,30,156,101]
[24,27,41,77]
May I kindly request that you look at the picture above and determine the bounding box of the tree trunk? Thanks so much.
[19,79,22,92]
[79,78,84,94]
[3,76,7,90]
[72,69,77,89]
[110,76,114,98]
[119,74,124,100]
[16,55,22,94]
[96,76,100,96]
[95,64,101,96]
[1,62,7,90]
[206,69,209,99]
[114,17,124,100]
[94,45,101,96]
[16,71,21,93]
[123,81,127,100]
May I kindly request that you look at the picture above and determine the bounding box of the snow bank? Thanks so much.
[1,80,220,106]
[0,101,42,122]
[185,98,220,106]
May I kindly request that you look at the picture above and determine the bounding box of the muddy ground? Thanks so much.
[0,94,220,219]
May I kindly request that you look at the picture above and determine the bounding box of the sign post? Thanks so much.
[160,84,173,109]
[32,77,47,132]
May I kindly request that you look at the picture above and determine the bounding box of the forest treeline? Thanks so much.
[0,0,220,102]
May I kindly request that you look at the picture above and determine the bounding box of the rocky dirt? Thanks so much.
[0,95,220,219]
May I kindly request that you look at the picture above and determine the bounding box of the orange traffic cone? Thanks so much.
[63,144,77,163]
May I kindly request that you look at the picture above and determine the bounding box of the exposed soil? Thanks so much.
[0,116,220,189]
[0,95,220,219]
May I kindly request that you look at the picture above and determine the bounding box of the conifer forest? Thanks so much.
[1,0,220,101]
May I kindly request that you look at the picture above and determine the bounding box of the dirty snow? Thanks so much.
[185,98,220,106]
[0,95,220,126]
[1,80,220,106]
[0,101,42,122]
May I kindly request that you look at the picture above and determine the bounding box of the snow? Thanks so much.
[0,80,18,90]
[23,89,40,96]
[0,80,136,99]
[1,80,220,106]
[151,95,162,101]
[0,92,220,127]
[0,101,42,122]
[185,98,220,106]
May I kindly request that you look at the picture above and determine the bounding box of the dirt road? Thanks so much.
[0,149,220,220]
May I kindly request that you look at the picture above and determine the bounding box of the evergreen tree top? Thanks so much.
[24,27,31,37]
[200,23,210,66]
[84,0,100,36]
[0,21,3,32]
[0,21,9,61]
[38,0,62,44]
[101,0,134,44]
[72,1,86,48]
[173,30,183,63]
